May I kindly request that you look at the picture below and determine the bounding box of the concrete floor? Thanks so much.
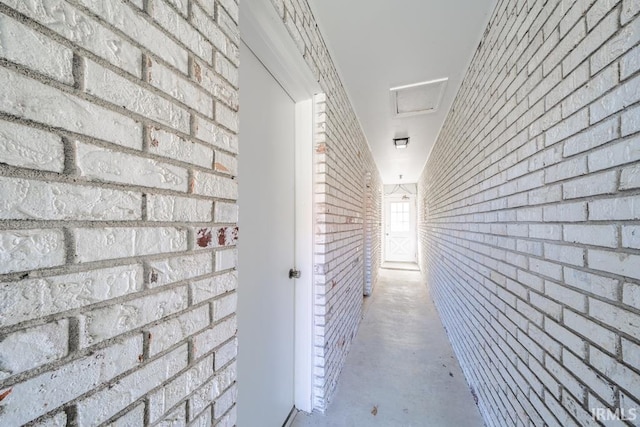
[380,261,421,271]
[292,268,485,427]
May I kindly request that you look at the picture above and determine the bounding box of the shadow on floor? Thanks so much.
[292,269,484,427]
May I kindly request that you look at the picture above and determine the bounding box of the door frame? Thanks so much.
[383,193,418,263]
[240,0,320,413]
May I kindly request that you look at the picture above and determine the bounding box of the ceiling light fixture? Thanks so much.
[394,137,409,149]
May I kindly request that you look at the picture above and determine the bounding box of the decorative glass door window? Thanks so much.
[390,202,410,232]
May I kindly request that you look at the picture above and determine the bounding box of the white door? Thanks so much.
[238,43,295,426]
[384,196,417,262]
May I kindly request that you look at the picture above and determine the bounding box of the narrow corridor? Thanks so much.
[292,268,484,426]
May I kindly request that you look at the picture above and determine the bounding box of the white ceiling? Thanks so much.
[307,0,497,184]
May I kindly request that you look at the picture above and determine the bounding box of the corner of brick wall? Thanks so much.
[364,170,383,296]
[0,0,239,425]
[271,0,383,411]
[419,0,640,425]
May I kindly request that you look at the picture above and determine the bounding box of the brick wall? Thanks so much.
[364,170,382,296]
[0,0,238,425]
[418,0,640,425]
[270,0,383,411]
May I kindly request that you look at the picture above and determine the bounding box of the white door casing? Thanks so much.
[239,0,320,420]
[238,44,296,426]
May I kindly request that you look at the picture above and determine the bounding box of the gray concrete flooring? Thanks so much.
[292,268,485,427]
[380,262,421,271]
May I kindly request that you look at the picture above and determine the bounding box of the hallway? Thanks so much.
[292,268,484,426]
[1,0,638,424]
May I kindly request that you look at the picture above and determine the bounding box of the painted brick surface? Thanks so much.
[0,264,144,327]
[148,126,214,169]
[0,336,142,426]
[193,58,238,110]
[74,227,187,262]
[84,59,190,133]
[0,67,142,149]
[0,120,65,172]
[0,320,69,380]
[0,0,238,424]
[0,0,142,76]
[76,0,188,74]
[145,305,210,356]
[75,344,188,426]
[418,0,640,425]
[0,229,65,274]
[0,176,142,221]
[78,286,188,347]
[151,0,213,63]
[364,171,383,296]
[0,12,73,84]
[147,193,213,222]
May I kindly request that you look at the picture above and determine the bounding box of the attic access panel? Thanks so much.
[390,78,448,118]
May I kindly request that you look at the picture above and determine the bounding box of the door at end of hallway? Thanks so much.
[384,195,417,263]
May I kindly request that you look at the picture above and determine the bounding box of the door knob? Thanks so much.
[289,268,301,279]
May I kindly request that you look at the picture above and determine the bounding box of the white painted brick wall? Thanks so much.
[215,102,239,133]
[189,362,236,421]
[213,384,237,419]
[0,336,142,426]
[193,115,238,153]
[0,229,65,274]
[364,171,382,296]
[106,404,144,427]
[78,286,188,347]
[0,176,142,221]
[147,193,213,222]
[33,412,67,427]
[76,0,189,74]
[193,58,238,110]
[152,0,214,62]
[147,252,213,288]
[74,227,187,262]
[192,315,236,360]
[1,0,142,76]
[191,170,237,199]
[215,338,238,370]
[620,163,640,189]
[213,293,237,321]
[145,305,210,356]
[0,67,142,149]
[191,271,237,304]
[0,264,144,326]
[205,233,231,261]
[588,249,640,280]
[622,225,640,249]
[418,0,640,425]
[0,0,239,423]
[147,354,213,423]
[190,2,227,56]
[76,344,188,426]
[147,58,213,118]
[84,59,190,133]
[0,320,69,380]
[148,126,213,169]
[0,120,65,172]
[0,13,73,84]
